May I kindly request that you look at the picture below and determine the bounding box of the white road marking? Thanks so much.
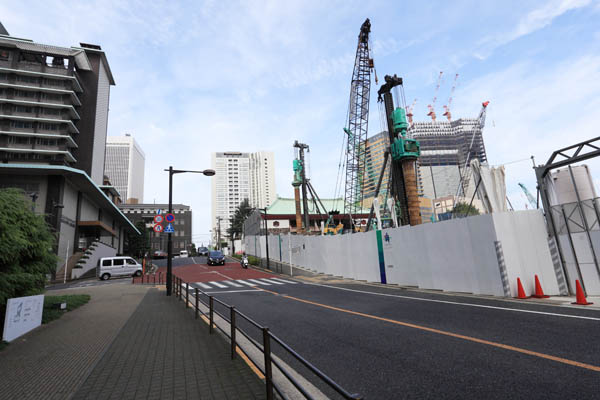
[209,281,228,288]
[192,257,196,264]
[261,278,284,285]
[271,278,298,284]
[303,282,600,321]
[203,289,261,294]
[249,279,271,286]
[195,282,212,290]
[224,280,243,287]
[236,279,256,286]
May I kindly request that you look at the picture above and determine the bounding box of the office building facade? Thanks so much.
[104,134,145,204]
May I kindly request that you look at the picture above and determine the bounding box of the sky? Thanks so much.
[2,0,600,244]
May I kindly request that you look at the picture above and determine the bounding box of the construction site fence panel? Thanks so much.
[244,210,560,297]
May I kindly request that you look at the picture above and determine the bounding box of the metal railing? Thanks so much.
[132,272,164,285]
[166,275,362,400]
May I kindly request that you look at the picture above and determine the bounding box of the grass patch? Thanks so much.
[42,294,90,324]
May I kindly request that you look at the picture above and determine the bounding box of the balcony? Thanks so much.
[0,130,77,148]
[0,114,79,134]
[0,146,76,162]
[0,82,81,106]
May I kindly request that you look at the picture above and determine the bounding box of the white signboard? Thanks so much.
[3,294,44,342]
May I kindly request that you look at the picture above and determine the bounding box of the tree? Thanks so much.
[227,199,253,240]
[451,202,480,218]
[0,188,58,306]
[126,220,150,258]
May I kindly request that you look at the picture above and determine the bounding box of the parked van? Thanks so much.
[97,256,143,280]
[179,250,189,258]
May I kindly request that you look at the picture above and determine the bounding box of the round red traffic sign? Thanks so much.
[154,215,164,224]
[165,213,175,223]
[153,224,163,233]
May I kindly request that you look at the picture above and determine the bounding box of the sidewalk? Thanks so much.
[0,283,266,400]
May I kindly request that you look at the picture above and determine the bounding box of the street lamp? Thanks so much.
[165,166,215,296]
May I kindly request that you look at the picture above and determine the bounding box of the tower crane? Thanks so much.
[343,18,376,229]
[518,183,538,209]
[442,73,459,121]
[406,98,417,125]
[427,71,443,121]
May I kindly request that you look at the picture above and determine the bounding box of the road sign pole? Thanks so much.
[167,166,173,296]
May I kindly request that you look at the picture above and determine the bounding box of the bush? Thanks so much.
[231,254,242,260]
[248,256,260,265]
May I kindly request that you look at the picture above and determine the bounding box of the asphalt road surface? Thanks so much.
[199,272,600,399]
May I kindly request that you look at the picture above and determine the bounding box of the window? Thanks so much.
[0,50,9,61]
[113,259,124,266]
[126,258,137,265]
[102,259,111,267]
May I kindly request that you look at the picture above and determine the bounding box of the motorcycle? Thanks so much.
[241,257,249,269]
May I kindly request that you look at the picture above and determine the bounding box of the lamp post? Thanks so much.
[259,207,270,269]
[165,166,215,296]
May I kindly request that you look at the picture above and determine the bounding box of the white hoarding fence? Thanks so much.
[3,294,44,342]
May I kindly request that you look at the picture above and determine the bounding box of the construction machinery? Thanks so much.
[426,71,443,121]
[293,141,310,232]
[343,18,376,229]
[367,74,421,229]
[518,183,537,209]
[442,73,459,121]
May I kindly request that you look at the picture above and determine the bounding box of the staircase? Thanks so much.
[53,252,84,283]
[71,241,117,280]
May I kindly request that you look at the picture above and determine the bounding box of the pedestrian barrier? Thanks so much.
[170,276,362,400]
[132,272,164,285]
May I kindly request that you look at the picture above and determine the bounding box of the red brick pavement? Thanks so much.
[134,262,275,284]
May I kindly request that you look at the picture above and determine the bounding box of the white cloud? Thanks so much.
[474,0,592,59]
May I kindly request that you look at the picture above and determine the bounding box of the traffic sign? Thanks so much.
[165,213,175,223]
[154,215,164,224]
[156,209,163,215]
[153,224,164,233]
[164,222,175,233]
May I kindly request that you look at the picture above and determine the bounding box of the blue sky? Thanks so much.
[3,0,600,243]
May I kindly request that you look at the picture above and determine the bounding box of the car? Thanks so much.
[153,250,168,259]
[179,250,189,258]
[207,250,225,266]
[197,247,209,256]
[97,256,142,280]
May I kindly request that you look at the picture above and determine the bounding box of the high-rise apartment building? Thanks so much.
[211,151,276,237]
[249,151,276,209]
[361,131,390,208]
[104,135,145,204]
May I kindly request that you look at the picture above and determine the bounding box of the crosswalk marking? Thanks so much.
[224,280,243,287]
[236,279,256,286]
[195,282,212,289]
[209,281,228,288]
[271,278,297,284]
[261,278,284,285]
[248,279,270,286]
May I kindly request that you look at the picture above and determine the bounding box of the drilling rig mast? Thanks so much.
[343,18,375,227]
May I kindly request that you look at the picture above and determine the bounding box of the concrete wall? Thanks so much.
[71,241,116,279]
[246,210,560,297]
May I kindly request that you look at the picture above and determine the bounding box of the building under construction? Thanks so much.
[361,110,488,210]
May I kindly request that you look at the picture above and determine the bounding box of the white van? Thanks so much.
[179,250,189,258]
[97,256,143,280]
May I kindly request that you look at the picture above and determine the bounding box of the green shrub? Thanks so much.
[42,294,90,324]
[248,256,260,265]
[232,254,242,260]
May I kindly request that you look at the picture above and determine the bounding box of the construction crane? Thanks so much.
[427,71,443,121]
[406,98,417,125]
[342,18,376,229]
[518,183,537,209]
[442,73,459,121]
[367,74,421,229]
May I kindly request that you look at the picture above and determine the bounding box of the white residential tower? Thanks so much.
[104,134,145,204]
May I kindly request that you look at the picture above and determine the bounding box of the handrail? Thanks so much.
[138,276,362,399]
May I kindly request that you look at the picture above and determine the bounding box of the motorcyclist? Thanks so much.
[241,253,249,268]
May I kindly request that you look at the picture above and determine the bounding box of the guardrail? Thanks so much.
[132,272,164,285]
[168,275,362,400]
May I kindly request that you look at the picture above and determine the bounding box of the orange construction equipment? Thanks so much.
[516,277,529,299]
[532,275,550,298]
[572,280,593,305]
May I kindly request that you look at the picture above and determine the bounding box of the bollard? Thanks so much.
[195,288,199,319]
[263,327,273,400]
[209,296,214,334]
[153,274,156,285]
[230,307,236,360]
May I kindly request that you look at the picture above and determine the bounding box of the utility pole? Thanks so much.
[293,141,310,233]
[216,217,222,250]
[259,208,270,269]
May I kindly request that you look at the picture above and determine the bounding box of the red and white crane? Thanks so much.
[427,71,443,121]
[442,73,459,121]
[406,98,417,125]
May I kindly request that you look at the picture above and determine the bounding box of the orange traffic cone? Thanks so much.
[515,277,529,299]
[532,275,550,298]
[572,280,593,305]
